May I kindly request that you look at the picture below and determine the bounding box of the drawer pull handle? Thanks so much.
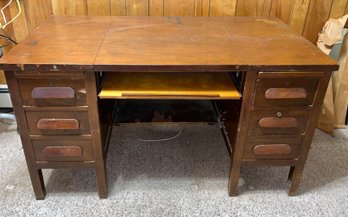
[265,88,307,99]
[37,119,80,130]
[259,117,298,128]
[43,146,82,157]
[32,87,75,99]
[253,144,292,155]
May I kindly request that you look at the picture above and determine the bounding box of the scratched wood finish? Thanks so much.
[94,16,337,72]
[1,16,111,67]
[0,16,338,72]
[0,0,346,75]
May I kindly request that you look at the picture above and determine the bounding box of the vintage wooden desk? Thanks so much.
[0,16,338,199]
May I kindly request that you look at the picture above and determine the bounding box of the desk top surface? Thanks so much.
[0,16,338,72]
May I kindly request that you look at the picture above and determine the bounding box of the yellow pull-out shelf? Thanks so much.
[99,72,241,100]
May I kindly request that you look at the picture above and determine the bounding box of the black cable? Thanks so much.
[0,28,17,43]
[0,39,11,48]
[0,28,17,49]
[0,33,17,45]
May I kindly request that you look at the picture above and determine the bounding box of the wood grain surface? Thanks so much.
[95,16,337,71]
[0,16,338,72]
[100,72,241,99]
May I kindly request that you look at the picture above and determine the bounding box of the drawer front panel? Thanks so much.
[244,137,303,160]
[33,139,93,162]
[253,74,321,108]
[248,110,310,136]
[26,111,90,135]
[18,78,86,107]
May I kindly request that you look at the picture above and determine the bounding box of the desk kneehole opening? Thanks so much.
[99,72,241,100]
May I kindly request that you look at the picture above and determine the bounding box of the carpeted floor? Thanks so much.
[0,122,347,216]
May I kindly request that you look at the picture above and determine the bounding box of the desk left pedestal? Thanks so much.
[4,70,111,199]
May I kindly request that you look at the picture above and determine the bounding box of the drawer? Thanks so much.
[17,78,86,107]
[243,137,303,160]
[248,110,310,136]
[253,73,322,108]
[26,111,90,135]
[32,138,94,162]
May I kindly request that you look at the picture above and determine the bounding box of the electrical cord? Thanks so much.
[0,30,17,57]
[0,34,17,45]
[0,0,22,30]
[137,129,184,142]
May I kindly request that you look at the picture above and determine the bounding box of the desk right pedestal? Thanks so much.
[225,71,331,196]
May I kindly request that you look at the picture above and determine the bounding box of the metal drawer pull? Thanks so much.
[253,144,292,155]
[37,119,80,130]
[43,146,82,157]
[259,117,298,128]
[265,88,307,99]
[32,87,75,99]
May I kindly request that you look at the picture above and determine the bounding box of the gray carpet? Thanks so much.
[0,122,347,216]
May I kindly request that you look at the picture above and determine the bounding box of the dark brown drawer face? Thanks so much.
[253,74,321,108]
[26,111,90,135]
[244,137,303,160]
[32,139,93,162]
[18,78,86,107]
[248,110,310,136]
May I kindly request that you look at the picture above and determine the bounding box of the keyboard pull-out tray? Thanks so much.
[99,72,241,100]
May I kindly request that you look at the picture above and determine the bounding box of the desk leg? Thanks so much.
[5,71,47,199]
[228,72,258,196]
[85,72,108,198]
[228,161,241,196]
[28,168,46,200]
[96,162,107,198]
[287,71,332,196]
[287,166,302,196]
